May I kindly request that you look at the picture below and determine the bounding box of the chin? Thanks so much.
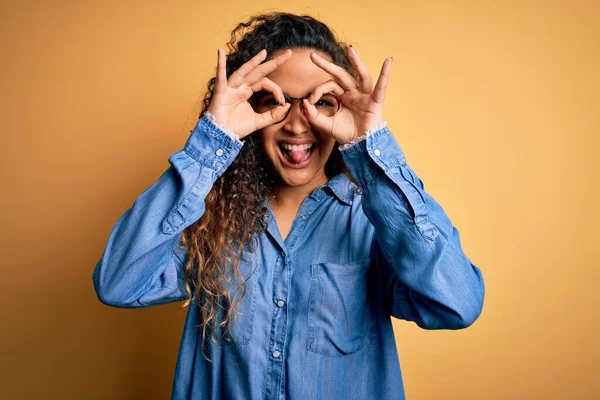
[278,168,324,187]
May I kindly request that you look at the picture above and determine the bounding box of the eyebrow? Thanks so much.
[282,92,311,99]
[254,90,311,99]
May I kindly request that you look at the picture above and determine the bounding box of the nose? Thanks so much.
[282,99,310,135]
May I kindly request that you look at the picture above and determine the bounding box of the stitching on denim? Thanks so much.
[306,264,317,351]
[390,182,418,225]
[306,330,378,358]
[184,114,240,172]
[276,258,293,396]
[359,166,393,203]
[393,166,432,228]
[306,259,378,357]
[398,166,437,241]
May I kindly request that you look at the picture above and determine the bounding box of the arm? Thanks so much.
[340,125,485,329]
[92,113,243,308]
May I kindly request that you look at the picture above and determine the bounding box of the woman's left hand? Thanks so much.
[303,47,393,145]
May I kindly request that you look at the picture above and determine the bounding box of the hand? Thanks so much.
[206,48,293,139]
[302,47,393,145]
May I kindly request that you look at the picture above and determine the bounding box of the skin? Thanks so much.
[206,46,392,239]
[256,49,339,240]
[257,49,338,208]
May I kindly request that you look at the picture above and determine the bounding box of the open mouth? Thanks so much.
[276,142,316,168]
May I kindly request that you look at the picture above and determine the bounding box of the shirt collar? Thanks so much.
[324,172,356,205]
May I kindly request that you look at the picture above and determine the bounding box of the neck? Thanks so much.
[269,173,329,209]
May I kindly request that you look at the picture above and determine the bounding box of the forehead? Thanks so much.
[265,49,335,96]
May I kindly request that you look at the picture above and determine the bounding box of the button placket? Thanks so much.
[283,194,319,249]
[265,253,288,398]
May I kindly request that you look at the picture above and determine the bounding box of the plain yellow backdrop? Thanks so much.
[1,0,597,399]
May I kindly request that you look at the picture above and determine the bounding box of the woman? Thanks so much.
[93,11,485,400]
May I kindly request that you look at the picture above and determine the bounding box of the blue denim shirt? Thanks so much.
[93,113,485,400]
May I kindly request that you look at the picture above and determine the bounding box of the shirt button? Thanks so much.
[277,300,285,307]
[300,213,307,220]
[216,148,224,156]
[373,149,381,156]
[317,188,323,194]
[272,350,280,358]
[355,187,363,194]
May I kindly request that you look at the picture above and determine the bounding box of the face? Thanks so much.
[255,48,338,189]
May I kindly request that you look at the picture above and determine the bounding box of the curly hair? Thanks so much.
[177,11,361,359]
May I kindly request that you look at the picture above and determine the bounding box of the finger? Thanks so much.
[255,103,291,129]
[302,99,334,135]
[310,52,359,91]
[215,49,228,93]
[243,49,292,87]
[347,46,374,93]
[308,80,345,104]
[371,57,393,105]
[250,77,286,105]
[228,49,267,87]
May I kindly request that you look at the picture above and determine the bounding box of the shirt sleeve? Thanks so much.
[92,113,244,308]
[340,125,485,329]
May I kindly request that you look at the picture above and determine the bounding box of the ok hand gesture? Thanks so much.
[207,48,293,139]
[303,47,393,145]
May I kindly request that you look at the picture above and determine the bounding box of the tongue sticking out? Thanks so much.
[289,149,307,163]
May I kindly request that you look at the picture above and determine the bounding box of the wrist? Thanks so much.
[338,121,388,151]
[204,110,241,141]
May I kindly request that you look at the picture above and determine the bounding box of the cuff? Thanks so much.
[340,124,407,188]
[183,112,244,176]
[338,121,389,151]
[204,111,242,142]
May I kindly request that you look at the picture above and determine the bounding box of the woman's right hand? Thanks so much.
[206,48,292,139]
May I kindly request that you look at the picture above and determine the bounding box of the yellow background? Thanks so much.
[1,0,597,398]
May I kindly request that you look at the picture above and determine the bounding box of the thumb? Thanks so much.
[255,103,291,130]
[302,99,333,135]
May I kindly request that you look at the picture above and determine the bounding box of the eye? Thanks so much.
[255,94,281,108]
[314,94,338,108]
[315,99,334,107]
[265,98,281,106]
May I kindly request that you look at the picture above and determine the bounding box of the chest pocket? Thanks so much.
[306,257,378,357]
[215,250,259,347]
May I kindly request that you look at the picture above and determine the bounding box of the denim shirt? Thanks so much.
[93,113,485,400]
